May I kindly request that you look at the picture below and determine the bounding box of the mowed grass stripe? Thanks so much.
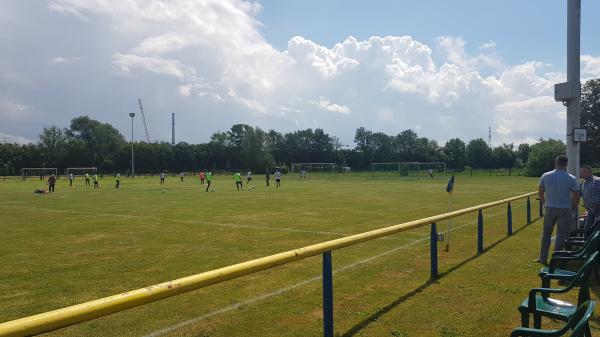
[0,175,549,336]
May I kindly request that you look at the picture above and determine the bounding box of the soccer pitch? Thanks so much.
[0,174,594,336]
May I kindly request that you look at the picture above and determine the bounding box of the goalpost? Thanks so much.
[65,167,98,177]
[370,162,446,178]
[291,163,336,174]
[21,167,58,180]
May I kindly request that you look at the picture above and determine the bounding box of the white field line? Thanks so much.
[142,210,510,337]
[0,204,405,239]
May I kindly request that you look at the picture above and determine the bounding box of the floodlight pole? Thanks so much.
[566,0,581,178]
[129,112,135,178]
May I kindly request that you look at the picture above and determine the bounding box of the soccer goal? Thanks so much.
[291,163,336,175]
[65,167,98,177]
[21,167,58,180]
[370,162,446,179]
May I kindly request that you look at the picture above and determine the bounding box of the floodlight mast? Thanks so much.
[129,112,135,178]
[566,0,581,178]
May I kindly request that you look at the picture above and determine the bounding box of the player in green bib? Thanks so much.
[93,174,99,189]
[234,172,243,191]
[205,171,213,192]
[115,173,121,189]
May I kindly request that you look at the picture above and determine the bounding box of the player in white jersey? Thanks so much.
[274,170,282,188]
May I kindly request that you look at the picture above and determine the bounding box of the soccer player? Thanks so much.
[85,173,91,186]
[93,174,99,189]
[160,171,165,184]
[428,169,434,179]
[115,172,121,188]
[47,174,56,193]
[247,171,252,184]
[179,171,185,182]
[300,168,306,180]
[234,172,243,191]
[205,171,213,192]
[199,170,205,185]
[274,169,282,188]
[265,170,270,187]
[68,173,74,187]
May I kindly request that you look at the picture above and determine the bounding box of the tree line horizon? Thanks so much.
[1,79,599,178]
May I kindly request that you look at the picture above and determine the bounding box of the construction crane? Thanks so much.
[137,98,151,142]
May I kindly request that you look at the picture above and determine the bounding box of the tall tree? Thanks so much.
[466,138,491,169]
[516,143,531,164]
[525,139,565,176]
[443,138,467,170]
[66,116,126,169]
[491,144,515,169]
[38,125,66,167]
[581,78,600,166]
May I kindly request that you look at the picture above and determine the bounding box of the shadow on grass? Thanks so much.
[340,217,540,337]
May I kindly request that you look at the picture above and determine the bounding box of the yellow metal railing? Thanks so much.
[0,191,539,337]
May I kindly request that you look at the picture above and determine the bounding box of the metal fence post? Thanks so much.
[477,209,484,253]
[539,198,544,218]
[527,197,532,224]
[507,202,513,235]
[322,251,334,337]
[430,222,438,278]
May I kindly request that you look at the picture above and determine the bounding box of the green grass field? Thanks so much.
[0,174,598,336]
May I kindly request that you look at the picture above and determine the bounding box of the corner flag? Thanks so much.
[446,173,455,193]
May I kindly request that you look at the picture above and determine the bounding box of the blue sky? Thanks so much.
[257,0,600,71]
[0,0,599,146]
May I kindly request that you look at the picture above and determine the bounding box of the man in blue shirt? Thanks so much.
[580,165,600,229]
[537,155,580,265]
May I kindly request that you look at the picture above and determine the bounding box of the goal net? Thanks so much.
[370,162,446,178]
[21,167,58,180]
[65,167,98,177]
[291,163,335,175]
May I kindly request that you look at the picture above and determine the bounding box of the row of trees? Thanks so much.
[1,80,598,177]
[0,118,580,177]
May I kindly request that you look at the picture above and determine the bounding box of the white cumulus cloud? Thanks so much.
[1,0,600,144]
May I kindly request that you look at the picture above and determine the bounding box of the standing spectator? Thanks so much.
[47,174,56,193]
[580,165,600,230]
[537,155,580,265]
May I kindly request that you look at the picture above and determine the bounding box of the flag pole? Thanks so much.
[445,193,453,252]
[444,171,456,252]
